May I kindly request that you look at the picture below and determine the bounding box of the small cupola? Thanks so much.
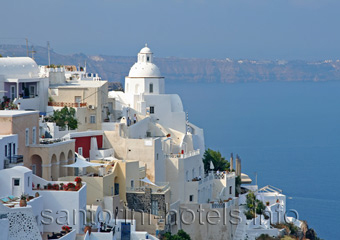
[138,44,153,63]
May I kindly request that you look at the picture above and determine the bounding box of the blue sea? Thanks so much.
[167,81,340,240]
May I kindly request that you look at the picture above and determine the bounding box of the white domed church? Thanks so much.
[110,44,187,133]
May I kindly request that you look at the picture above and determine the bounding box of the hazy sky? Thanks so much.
[1,0,340,60]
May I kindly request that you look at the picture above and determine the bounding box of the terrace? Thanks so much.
[126,182,170,194]
[47,102,87,108]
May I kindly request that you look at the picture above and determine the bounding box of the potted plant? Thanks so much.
[75,177,82,189]
[276,199,280,203]
[60,183,64,190]
[61,225,71,233]
[266,201,270,206]
[53,184,59,190]
[47,183,53,190]
[20,194,27,207]
[84,225,91,235]
[35,192,40,198]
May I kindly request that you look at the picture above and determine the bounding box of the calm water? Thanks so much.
[167,81,340,240]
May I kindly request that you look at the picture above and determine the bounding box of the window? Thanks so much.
[192,168,195,179]
[150,106,155,114]
[186,171,189,181]
[199,166,202,177]
[13,143,15,155]
[131,180,134,188]
[149,83,153,93]
[75,96,81,107]
[78,147,83,156]
[4,145,7,157]
[151,200,158,215]
[27,177,30,187]
[229,186,232,195]
[25,128,29,146]
[32,165,36,175]
[13,178,20,186]
[32,127,36,145]
[189,195,194,202]
[85,117,87,123]
[90,115,96,124]
[156,153,159,160]
[147,56,150,62]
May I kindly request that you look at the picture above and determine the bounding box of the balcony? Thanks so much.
[39,138,69,145]
[127,182,170,194]
[4,155,24,169]
[48,102,87,108]
[165,149,200,159]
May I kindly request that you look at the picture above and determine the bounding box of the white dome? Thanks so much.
[128,62,161,78]
[0,57,39,79]
[140,46,152,54]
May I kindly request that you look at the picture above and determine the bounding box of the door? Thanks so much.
[10,85,15,100]
[29,85,35,98]
[114,183,119,195]
[12,178,21,197]
[121,222,131,240]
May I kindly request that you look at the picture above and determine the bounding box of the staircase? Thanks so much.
[233,206,248,240]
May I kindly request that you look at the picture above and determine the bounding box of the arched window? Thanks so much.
[147,56,150,62]
[149,83,153,93]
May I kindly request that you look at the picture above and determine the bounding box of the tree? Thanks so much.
[52,107,78,130]
[161,230,191,240]
[202,148,230,173]
[244,191,266,219]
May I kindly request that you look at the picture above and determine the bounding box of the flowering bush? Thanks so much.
[67,183,76,189]
[75,177,82,183]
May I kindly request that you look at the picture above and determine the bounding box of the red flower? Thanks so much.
[62,225,70,231]
[74,177,82,183]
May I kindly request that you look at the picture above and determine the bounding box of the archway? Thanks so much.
[51,154,59,181]
[114,176,119,196]
[67,150,74,176]
[59,152,67,177]
[30,154,42,177]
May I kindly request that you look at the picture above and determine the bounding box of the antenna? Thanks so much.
[25,38,29,57]
[47,41,51,66]
[30,45,36,59]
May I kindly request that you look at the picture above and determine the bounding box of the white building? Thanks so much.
[0,57,49,113]
[108,45,207,199]
[0,134,19,170]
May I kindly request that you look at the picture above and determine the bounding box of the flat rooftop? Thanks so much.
[0,110,39,117]
[50,80,107,88]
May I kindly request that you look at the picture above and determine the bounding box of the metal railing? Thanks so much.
[5,155,23,164]
[48,102,87,108]
[127,182,170,193]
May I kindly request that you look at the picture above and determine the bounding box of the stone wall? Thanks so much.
[126,188,167,218]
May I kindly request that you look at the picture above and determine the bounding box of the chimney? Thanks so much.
[236,154,241,177]
[230,153,234,171]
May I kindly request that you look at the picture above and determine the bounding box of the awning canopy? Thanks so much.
[140,177,158,187]
[63,153,103,168]
[210,161,214,170]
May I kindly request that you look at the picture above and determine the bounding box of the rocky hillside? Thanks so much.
[1,44,340,84]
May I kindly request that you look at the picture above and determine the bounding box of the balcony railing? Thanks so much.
[48,102,87,108]
[5,155,24,164]
[127,182,170,193]
[39,138,69,145]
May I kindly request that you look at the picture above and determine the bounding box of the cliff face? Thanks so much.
[2,44,340,83]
